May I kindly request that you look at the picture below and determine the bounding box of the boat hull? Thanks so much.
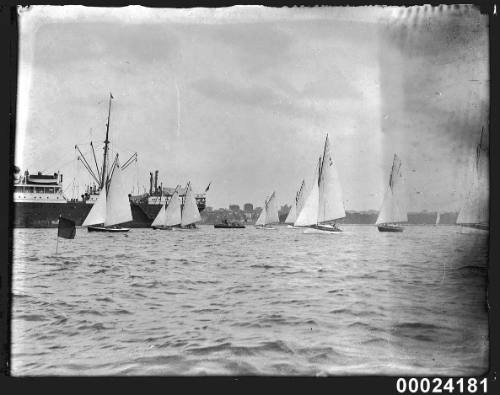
[459,224,489,234]
[460,223,489,232]
[377,224,403,232]
[151,225,177,230]
[13,199,205,228]
[304,224,342,233]
[87,226,130,233]
[214,224,245,229]
[255,225,276,230]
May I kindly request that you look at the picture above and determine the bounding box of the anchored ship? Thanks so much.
[13,94,206,228]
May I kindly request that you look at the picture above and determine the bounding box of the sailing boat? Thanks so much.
[376,154,407,232]
[456,128,489,232]
[294,134,345,233]
[255,191,279,229]
[151,186,182,230]
[284,180,306,228]
[81,93,132,232]
[435,212,441,226]
[82,158,132,232]
[179,181,201,229]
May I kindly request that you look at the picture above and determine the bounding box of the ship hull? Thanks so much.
[13,200,205,228]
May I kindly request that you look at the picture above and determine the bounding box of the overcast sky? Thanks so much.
[15,5,488,211]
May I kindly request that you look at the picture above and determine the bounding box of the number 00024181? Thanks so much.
[396,378,488,393]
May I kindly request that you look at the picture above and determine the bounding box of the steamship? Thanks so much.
[12,167,206,228]
[13,93,206,228]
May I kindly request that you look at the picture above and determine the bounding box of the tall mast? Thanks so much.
[101,92,113,190]
[319,133,329,184]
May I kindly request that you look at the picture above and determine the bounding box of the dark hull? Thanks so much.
[377,224,403,232]
[460,223,489,231]
[310,224,342,232]
[87,226,130,233]
[214,224,245,228]
[13,200,205,228]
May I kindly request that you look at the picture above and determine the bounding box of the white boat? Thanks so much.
[294,134,345,233]
[179,181,201,229]
[83,161,132,232]
[284,180,306,227]
[151,186,182,230]
[255,191,279,229]
[376,154,408,232]
[456,128,489,233]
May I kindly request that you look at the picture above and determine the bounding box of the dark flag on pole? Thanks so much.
[58,216,76,239]
[205,182,211,192]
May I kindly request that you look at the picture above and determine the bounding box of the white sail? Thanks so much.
[375,154,408,225]
[318,134,346,223]
[265,192,279,225]
[82,188,107,226]
[181,182,201,226]
[104,163,133,227]
[165,190,182,226]
[295,180,319,226]
[151,203,166,227]
[457,139,489,225]
[295,159,321,227]
[284,203,296,224]
[296,180,307,218]
[255,204,266,225]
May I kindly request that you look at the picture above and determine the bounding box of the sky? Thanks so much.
[15,5,489,211]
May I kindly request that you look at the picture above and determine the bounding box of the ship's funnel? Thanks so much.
[154,170,159,192]
[149,172,153,195]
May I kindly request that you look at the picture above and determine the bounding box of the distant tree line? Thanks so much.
[200,204,459,225]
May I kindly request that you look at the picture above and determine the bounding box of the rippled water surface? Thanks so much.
[11,225,488,375]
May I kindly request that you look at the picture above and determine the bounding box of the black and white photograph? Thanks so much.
[8,4,490,377]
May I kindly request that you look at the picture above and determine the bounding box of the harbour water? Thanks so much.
[11,225,489,376]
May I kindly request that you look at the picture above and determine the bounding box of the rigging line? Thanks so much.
[122,152,138,170]
[108,154,119,183]
[90,141,102,182]
[75,146,100,184]
[77,157,100,185]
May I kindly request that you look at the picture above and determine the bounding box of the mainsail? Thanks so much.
[181,182,201,226]
[265,192,279,224]
[151,187,182,227]
[82,188,107,226]
[435,212,441,225]
[104,163,133,227]
[295,162,320,227]
[284,203,296,224]
[284,180,306,224]
[256,192,279,226]
[255,202,267,226]
[318,134,346,223]
[296,180,307,219]
[165,189,182,227]
[151,203,166,227]
[456,131,489,226]
[375,154,408,225]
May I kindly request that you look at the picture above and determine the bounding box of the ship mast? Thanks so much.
[101,92,113,191]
